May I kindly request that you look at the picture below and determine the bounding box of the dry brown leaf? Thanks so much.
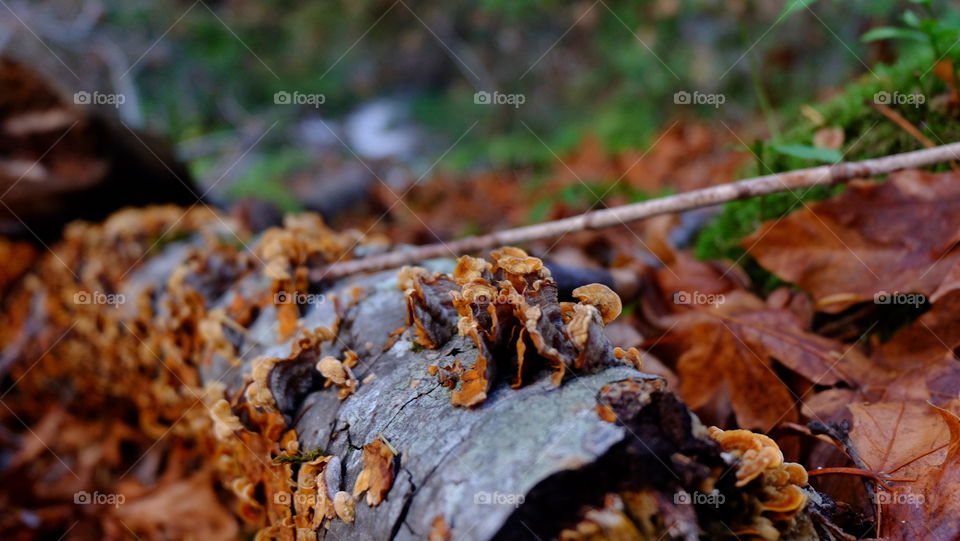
[848,401,951,479]
[109,471,239,541]
[746,171,960,313]
[879,406,960,540]
[672,291,863,429]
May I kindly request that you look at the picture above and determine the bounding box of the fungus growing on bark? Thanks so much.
[352,435,397,506]
[210,398,244,441]
[709,427,810,540]
[401,270,459,349]
[558,494,643,540]
[613,347,644,370]
[452,255,491,285]
[404,249,639,407]
[708,427,785,486]
[333,491,356,524]
[572,283,622,324]
[247,356,282,408]
[315,355,359,399]
[428,515,452,541]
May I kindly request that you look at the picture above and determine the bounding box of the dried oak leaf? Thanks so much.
[848,401,952,480]
[811,285,960,403]
[745,170,960,313]
[108,470,239,541]
[876,405,960,541]
[352,435,397,506]
[868,289,960,389]
[671,290,862,430]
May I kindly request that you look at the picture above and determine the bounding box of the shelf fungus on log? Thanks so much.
[0,207,843,540]
[402,248,631,407]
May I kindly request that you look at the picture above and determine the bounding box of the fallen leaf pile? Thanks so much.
[629,169,960,539]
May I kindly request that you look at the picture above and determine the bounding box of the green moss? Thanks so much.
[694,49,959,292]
[272,446,326,464]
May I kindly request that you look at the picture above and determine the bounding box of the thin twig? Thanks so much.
[312,141,960,281]
[868,100,960,172]
[869,101,937,148]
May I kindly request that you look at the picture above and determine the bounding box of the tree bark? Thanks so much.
[2,213,842,540]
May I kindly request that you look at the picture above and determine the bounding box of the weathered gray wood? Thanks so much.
[1,227,837,540]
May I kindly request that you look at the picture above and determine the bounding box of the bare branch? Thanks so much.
[313,141,960,280]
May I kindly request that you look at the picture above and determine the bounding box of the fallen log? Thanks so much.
[0,207,843,540]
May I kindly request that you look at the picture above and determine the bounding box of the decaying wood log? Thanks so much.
[0,208,843,540]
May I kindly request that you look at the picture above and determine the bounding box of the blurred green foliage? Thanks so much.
[101,0,914,173]
[87,0,960,245]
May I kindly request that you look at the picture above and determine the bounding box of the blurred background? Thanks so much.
[4,0,953,244]
[5,2,960,539]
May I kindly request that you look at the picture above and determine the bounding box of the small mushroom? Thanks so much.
[566,303,599,350]
[333,491,356,523]
[453,255,491,285]
[489,246,529,262]
[613,347,644,370]
[317,356,348,385]
[572,284,622,324]
[396,265,428,291]
[720,434,783,486]
[759,484,807,513]
[496,255,544,276]
[459,282,498,306]
[210,398,244,440]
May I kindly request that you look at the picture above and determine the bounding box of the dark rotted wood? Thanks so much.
[0,57,198,240]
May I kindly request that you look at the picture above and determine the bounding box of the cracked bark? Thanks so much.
[152,252,837,540]
[7,222,843,540]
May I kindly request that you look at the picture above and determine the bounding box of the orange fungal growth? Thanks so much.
[572,283,622,324]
